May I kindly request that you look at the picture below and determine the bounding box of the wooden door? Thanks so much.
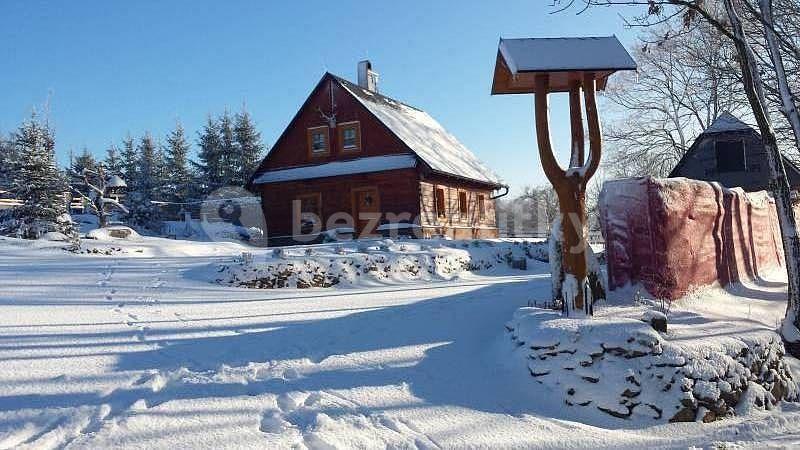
[352,187,381,237]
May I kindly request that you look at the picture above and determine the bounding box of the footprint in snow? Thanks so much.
[259,410,291,434]
[135,327,148,341]
[276,392,308,413]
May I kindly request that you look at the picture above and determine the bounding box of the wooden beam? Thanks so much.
[568,80,585,167]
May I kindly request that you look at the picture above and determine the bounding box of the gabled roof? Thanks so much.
[669,112,800,184]
[106,175,127,188]
[491,36,637,94]
[703,111,753,134]
[250,72,504,189]
[498,36,637,74]
[332,75,502,186]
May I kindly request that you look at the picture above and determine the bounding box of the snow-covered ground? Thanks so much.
[1,235,800,449]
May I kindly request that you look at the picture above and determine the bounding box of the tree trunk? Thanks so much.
[724,0,800,348]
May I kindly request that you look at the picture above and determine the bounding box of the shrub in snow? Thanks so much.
[505,308,798,423]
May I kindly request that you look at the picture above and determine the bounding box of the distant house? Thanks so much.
[669,112,800,192]
[248,62,506,244]
[0,190,21,211]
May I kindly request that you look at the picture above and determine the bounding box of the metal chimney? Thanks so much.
[357,60,379,92]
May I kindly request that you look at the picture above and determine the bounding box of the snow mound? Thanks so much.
[86,226,141,241]
[506,307,799,423]
[40,231,71,242]
[216,239,547,289]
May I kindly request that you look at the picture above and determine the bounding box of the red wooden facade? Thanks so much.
[249,71,504,243]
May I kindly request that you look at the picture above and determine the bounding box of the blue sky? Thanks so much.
[1,0,638,193]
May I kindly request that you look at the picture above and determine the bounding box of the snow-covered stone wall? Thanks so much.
[216,239,548,289]
[506,308,798,423]
[600,177,785,299]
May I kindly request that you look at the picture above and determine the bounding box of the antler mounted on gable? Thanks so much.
[317,79,338,128]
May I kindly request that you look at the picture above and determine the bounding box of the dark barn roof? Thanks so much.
[669,112,800,190]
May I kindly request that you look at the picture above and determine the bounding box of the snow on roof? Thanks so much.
[334,76,503,186]
[703,112,753,134]
[253,154,417,184]
[106,175,127,188]
[498,36,637,74]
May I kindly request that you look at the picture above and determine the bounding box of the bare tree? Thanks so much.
[71,164,128,229]
[498,185,559,237]
[604,19,748,177]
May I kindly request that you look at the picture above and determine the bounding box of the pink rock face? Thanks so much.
[600,177,786,300]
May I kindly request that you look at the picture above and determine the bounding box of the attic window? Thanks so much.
[307,126,329,157]
[338,121,361,152]
[435,188,446,218]
[715,140,746,172]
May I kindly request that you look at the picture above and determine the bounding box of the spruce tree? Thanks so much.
[0,132,16,192]
[68,147,97,192]
[104,143,124,176]
[164,122,192,203]
[219,110,237,186]
[120,134,138,186]
[4,115,75,239]
[195,115,224,194]
[234,108,266,186]
[128,133,160,228]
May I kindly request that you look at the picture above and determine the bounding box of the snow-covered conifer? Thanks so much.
[127,133,160,228]
[2,115,75,239]
[164,122,193,203]
[234,108,265,186]
[219,110,237,187]
[104,143,124,177]
[195,115,224,194]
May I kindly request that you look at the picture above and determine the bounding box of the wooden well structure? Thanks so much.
[492,36,636,315]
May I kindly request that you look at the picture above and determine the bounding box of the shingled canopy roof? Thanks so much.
[491,36,637,94]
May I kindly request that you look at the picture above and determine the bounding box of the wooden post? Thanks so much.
[534,72,601,315]
[568,80,584,167]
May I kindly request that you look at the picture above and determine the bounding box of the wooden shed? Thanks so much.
[670,112,800,191]
[248,62,506,245]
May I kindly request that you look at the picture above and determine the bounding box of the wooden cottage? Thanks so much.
[248,62,506,244]
[670,112,800,191]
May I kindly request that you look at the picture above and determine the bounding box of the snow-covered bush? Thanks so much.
[86,226,141,241]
